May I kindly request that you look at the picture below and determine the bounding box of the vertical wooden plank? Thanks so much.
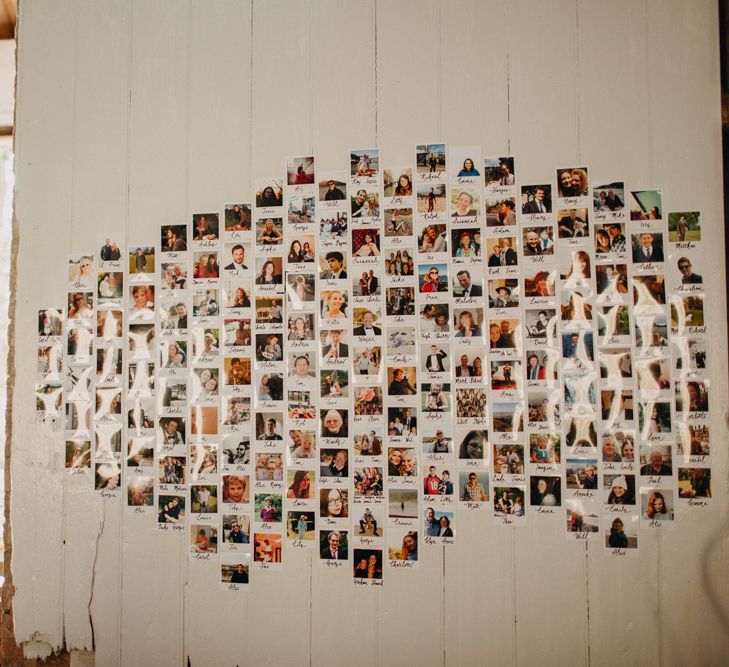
[376,2,445,665]
[440,0,509,149]
[647,2,729,665]
[10,0,76,655]
[121,2,189,665]
[576,3,662,665]
[245,2,313,662]
[376,0,440,163]
[183,2,251,664]
[309,2,378,665]
[440,2,516,665]
[506,2,589,665]
[311,0,376,169]
[62,1,131,661]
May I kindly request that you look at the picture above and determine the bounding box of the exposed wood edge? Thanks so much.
[0,127,12,137]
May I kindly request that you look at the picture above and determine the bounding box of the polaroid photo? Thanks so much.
[286,510,315,547]
[385,445,417,482]
[254,216,284,249]
[221,514,251,552]
[127,245,157,283]
[288,193,316,226]
[483,156,515,191]
[459,471,489,509]
[37,344,63,379]
[158,452,186,487]
[318,211,348,245]
[350,189,380,221]
[384,208,413,238]
[353,548,384,585]
[319,487,349,525]
[640,488,675,527]
[286,156,315,186]
[423,464,458,504]
[159,262,188,295]
[98,236,124,268]
[449,186,480,222]
[594,222,628,258]
[629,190,663,224]
[351,227,381,260]
[603,514,639,556]
[383,167,413,205]
[592,181,627,221]
[602,472,636,508]
[157,494,186,531]
[556,208,590,241]
[529,475,561,514]
[350,149,380,184]
[677,467,711,506]
[520,184,552,220]
[161,225,188,256]
[492,443,525,481]
[451,228,482,264]
[415,143,446,180]
[455,387,489,423]
[564,498,600,540]
[190,523,218,557]
[484,195,517,230]
[318,173,348,205]
[38,308,64,339]
[556,167,589,200]
[68,255,94,289]
[126,474,154,510]
[522,226,555,260]
[319,529,348,567]
[667,211,700,247]
[67,291,94,326]
[492,486,525,526]
[96,308,123,341]
[485,236,519,275]
[387,529,419,567]
[220,242,252,277]
[95,462,121,497]
[254,179,284,209]
[449,146,482,182]
[128,284,154,322]
[670,252,703,293]
[221,555,251,590]
[222,473,250,509]
[388,488,418,525]
[415,183,447,221]
[599,388,634,429]
[422,506,454,543]
[670,293,705,335]
[565,456,598,496]
[224,203,252,236]
[65,439,92,472]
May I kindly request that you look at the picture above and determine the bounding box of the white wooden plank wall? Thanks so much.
[10,1,729,665]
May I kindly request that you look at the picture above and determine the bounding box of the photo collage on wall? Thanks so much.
[35,143,711,588]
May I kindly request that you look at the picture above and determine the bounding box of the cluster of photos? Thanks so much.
[34,142,711,589]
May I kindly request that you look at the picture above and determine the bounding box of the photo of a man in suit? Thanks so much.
[320,530,346,560]
[224,244,248,270]
[455,270,482,297]
[322,330,349,360]
[353,311,381,336]
[455,354,474,378]
[632,233,664,263]
[425,345,448,372]
[320,251,347,280]
[522,186,550,214]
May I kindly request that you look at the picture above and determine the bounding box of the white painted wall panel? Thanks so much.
[10,1,729,665]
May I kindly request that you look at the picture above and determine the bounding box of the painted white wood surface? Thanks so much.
[10,1,729,665]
